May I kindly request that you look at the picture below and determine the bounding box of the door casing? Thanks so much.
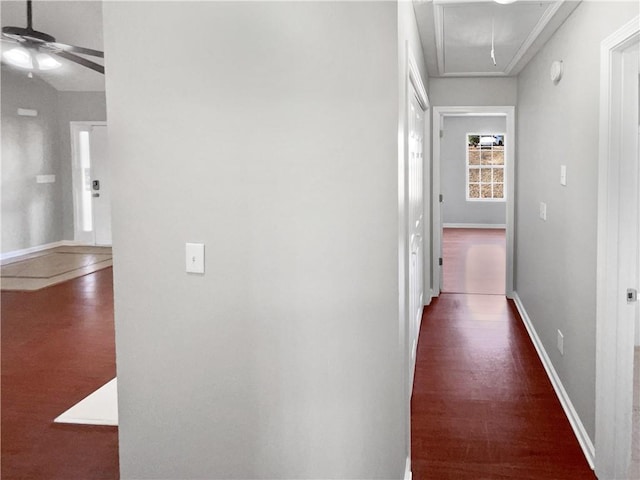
[431,106,515,298]
[595,16,640,479]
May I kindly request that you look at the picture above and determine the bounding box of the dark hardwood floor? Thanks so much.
[1,247,594,479]
[442,228,506,295]
[1,268,119,479]
[411,293,596,479]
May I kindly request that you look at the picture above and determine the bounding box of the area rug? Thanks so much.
[1,246,112,291]
[54,378,118,426]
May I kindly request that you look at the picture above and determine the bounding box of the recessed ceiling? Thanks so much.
[414,0,582,77]
[1,0,104,91]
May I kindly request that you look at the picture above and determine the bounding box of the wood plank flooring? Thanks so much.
[442,228,505,295]
[411,293,596,479]
[1,268,119,479]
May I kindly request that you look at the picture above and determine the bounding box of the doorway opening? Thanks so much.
[432,107,515,299]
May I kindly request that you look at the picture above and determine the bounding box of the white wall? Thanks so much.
[429,77,517,106]
[441,116,506,225]
[516,0,639,443]
[104,2,407,478]
[1,69,63,253]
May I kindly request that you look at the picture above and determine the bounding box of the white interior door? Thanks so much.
[71,122,111,246]
[408,88,425,365]
[595,23,639,479]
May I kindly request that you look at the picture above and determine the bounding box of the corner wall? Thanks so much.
[516,0,639,443]
[1,69,63,253]
[429,77,517,106]
[104,2,405,478]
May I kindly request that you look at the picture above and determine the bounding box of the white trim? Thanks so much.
[512,293,595,469]
[503,1,565,75]
[0,240,83,261]
[595,16,640,480]
[443,223,506,229]
[404,456,412,480]
[432,106,515,299]
[432,3,445,77]
[408,52,429,110]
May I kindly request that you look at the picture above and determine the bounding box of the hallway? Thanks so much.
[411,293,595,479]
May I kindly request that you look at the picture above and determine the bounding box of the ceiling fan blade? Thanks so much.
[54,50,104,74]
[50,42,104,58]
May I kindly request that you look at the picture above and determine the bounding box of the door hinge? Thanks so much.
[439,130,444,138]
[439,194,443,203]
[627,288,637,303]
[439,257,443,266]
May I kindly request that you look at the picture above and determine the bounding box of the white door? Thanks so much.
[71,122,112,245]
[408,89,425,364]
[595,27,639,479]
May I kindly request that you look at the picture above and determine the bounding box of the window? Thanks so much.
[466,133,505,201]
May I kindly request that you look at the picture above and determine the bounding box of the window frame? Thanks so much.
[465,132,506,203]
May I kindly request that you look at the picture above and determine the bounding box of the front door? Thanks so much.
[71,123,112,245]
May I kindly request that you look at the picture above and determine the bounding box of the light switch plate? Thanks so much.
[539,202,547,221]
[185,243,205,274]
[560,165,567,186]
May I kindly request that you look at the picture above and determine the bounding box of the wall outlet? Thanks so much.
[557,330,564,355]
[539,202,547,221]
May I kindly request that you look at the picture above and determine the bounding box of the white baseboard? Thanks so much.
[443,223,506,229]
[1,240,82,261]
[404,456,412,480]
[512,293,595,469]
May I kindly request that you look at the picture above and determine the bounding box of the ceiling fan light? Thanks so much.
[35,52,61,70]
[2,46,33,69]
[494,0,517,4]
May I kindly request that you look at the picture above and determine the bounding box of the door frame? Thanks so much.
[431,106,515,298]
[400,44,429,480]
[70,121,108,245]
[594,16,640,479]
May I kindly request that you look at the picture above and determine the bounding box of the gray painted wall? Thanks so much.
[103,2,410,478]
[57,92,107,240]
[1,69,63,253]
[441,116,506,225]
[1,68,106,254]
[516,1,638,443]
[429,77,517,106]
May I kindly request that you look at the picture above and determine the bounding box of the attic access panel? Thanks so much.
[441,1,555,75]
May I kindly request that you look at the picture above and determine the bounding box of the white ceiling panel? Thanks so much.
[443,2,553,73]
[415,0,583,77]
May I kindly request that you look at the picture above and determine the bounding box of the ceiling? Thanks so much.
[414,0,582,77]
[0,0,104,91]
[0,0,582,91]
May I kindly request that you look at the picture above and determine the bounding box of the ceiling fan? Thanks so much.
[1,0,104,74]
